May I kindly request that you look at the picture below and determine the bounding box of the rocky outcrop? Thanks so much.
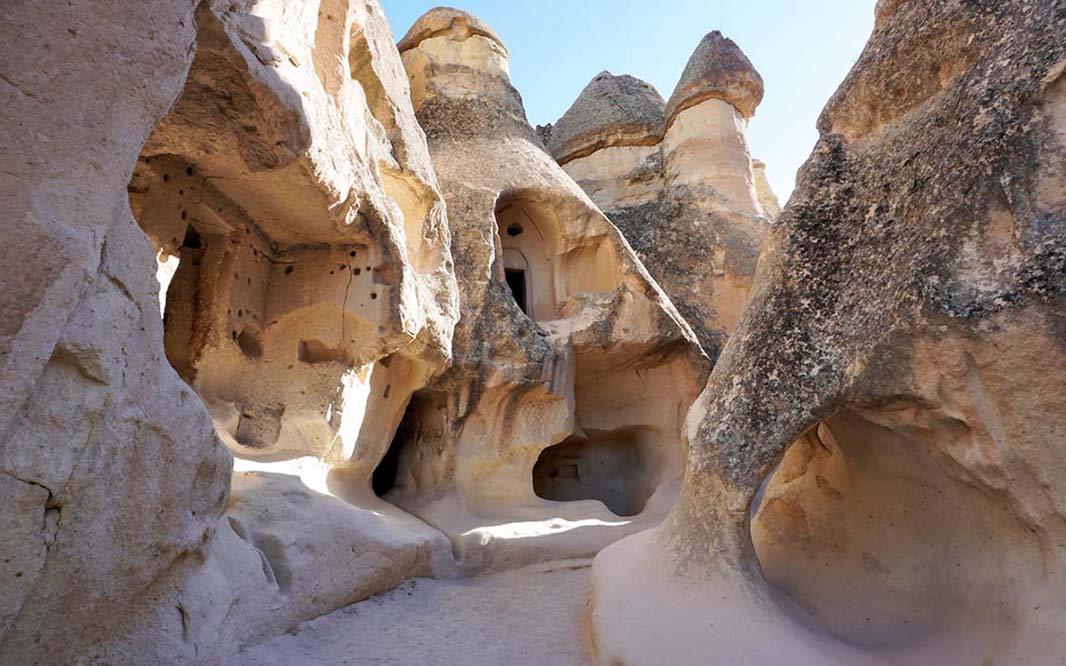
[589,2,1066,664]
[8,1,1064,664]
[549,34,777,361]
[130,1,458,476]
[752,159,781,218]
[1,0,457,662]
[389,7,708,570]
[1,2,231,661]
[0,1,708,661]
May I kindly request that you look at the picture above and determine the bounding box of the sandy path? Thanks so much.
[228,559,593,666]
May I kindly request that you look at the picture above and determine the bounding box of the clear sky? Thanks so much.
[380,1,877,204]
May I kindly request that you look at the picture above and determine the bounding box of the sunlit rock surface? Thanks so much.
[549,34,778,361]
[390,7,708,572]
[589,2,1066,664]
[1,0,457,662]
[3,1,1064,664]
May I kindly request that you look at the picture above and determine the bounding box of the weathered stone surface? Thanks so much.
[665,30,764,124]
[549,72,666,165]
[392,8,708,569]
[396,6,505,55]
[1,0,458,662]
[129,0,458,477]
[0,2,230,662]
[752,159,782,219]
[8,1,1065,664]
[590,2,1066,664]
[550,39,775,361]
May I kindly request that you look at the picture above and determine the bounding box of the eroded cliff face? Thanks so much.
[589,1,1066,665]
[5,1,1064,664]
[548,34,779,361]
[385,8,708,571]
[0,1,707,662]
[1,0,458,662]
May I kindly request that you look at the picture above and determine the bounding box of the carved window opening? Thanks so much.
[495,194,556,321]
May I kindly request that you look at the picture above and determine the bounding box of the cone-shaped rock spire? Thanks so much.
[665,30,763,124]
[548,71,665,164]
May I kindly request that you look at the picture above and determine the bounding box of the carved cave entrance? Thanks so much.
[127,7,395,464]
[496,194,555,321]
[505,267,528,314]
[372,416,406,497]
[532,429,653,517]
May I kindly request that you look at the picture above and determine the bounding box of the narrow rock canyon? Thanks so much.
[1,1,1063,664]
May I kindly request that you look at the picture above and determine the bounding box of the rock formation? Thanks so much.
[752,159,782,218]
[589,1,1066,664]
[1,0,458,662]
[549,34,779,360]
[0,1,704,662]
[389,7,707,571]
[3,0,1064,664]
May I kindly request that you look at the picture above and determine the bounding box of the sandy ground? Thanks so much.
[227,559,593,666]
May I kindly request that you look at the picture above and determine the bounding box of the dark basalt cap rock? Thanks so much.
[548,72,666,164]
[397,6,506,55]
[665,31,764,125]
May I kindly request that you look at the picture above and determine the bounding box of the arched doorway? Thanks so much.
[495,195,556,320]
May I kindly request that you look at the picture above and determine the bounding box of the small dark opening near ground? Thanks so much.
[505,268,527,314]
[532,431,649,516]
[374,410,415,497]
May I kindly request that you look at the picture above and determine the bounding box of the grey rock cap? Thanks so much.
[548,72,666,164]
[665,31,764,124]
[397,6,506,55]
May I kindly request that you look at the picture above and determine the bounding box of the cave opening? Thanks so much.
[749,407,1027,653]
[372,427,404,497]
[495,193,556,321]
[373,398,422,498]
[505,268,527,314]
[532,429,652,516]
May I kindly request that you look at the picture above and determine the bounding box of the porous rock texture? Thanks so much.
[590,1,1066,665]
[550,34,778,361]
[1,0,459,663]
[0,1,709,663]
[389,7,708,571]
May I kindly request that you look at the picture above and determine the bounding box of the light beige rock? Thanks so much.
[547,72,666,211]
[752,159,782,218]
[588,3,1066,665]
[129,0,458,477]
[550,38,771,362]
[389,8,708,571]
[0,2,231,661]
[557,143,664,211]
[662,97,760,216]
[1,0,459,662]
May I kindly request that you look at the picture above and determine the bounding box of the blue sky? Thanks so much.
[381,1,877,203]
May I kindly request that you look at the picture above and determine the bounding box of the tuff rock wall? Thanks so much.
[385,7,708,571]
[1,0,459,662]
[589,1,1066,664]
[0,1,707,662]
[4,1,1064,665]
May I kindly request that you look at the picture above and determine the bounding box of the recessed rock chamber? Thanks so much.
[532,429,654,517]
